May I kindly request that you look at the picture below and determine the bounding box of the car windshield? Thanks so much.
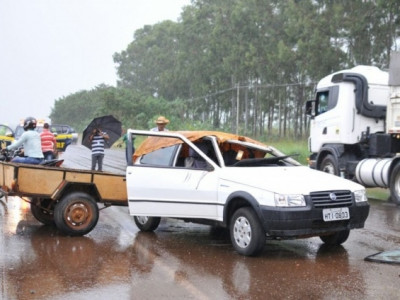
[0,125,14,136]
[220,140,300,167]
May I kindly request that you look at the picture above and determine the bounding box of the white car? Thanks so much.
[126,130,370,256]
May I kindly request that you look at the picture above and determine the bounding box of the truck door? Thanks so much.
[126,142,219,219]
[309,86,341,152]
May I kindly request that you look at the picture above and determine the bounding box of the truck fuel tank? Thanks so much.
[355,158,392,188]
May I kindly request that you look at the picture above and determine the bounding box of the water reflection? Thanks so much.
[3,219,367,299]
[0,198,7,216]
[126,228,365,300]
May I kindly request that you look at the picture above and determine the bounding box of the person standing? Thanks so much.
[122,130,135,163]
[6,117,44,164]
[89,127,109,171]
[40,123,57,160]
[151,116,169,132]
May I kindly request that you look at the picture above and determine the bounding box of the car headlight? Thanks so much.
[274,193,306,207]
[354,189,368,203]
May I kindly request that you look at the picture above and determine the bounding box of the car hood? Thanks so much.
[219,166,364,194]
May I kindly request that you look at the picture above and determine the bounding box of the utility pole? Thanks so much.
[236,83,239,134]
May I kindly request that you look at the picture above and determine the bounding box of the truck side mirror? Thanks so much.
[305,100,316,118]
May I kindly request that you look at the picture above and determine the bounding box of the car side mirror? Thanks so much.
[6,133,14,138]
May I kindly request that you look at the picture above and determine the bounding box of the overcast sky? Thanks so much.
[0,0,190,127]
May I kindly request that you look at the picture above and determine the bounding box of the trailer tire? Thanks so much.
[319,229,350,245]
[54,192,99,236]
[30,197,55,225]
[133,216,161,232]
[230,207,265,256]
[389,163,400,205]
[320,154,339,176]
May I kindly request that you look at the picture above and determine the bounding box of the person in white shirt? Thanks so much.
[6,117,44,164]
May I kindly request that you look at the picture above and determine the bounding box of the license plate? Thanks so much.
[323,207,350,222]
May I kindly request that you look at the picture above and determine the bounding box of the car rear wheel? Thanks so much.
[230,207,265,256]
[134,216,161,232]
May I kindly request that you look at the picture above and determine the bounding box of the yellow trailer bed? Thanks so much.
[0,161,127,235]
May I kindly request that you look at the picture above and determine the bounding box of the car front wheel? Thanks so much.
[320,229,350,245]
[230,207,265,256]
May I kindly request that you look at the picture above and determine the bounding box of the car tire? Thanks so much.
[230,207,265,256]
[319,229,350,245]
[134,216,161,232]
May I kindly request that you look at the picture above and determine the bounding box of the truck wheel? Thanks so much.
[230,207,265,256]
[134,216,161,232]
[320,154,339,175]
[30,197,55,225]
[389,163,400,205]
[320,229,350,245]
[54,192,99,236]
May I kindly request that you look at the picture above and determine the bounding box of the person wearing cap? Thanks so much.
[151,116,170,132]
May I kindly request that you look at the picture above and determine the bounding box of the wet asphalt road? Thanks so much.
[1,145,400,299]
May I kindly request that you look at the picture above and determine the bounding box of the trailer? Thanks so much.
[0,161,127,235]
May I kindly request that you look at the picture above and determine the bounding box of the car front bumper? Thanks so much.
[259,203,370,238]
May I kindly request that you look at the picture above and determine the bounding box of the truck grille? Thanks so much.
[310,190,353,208]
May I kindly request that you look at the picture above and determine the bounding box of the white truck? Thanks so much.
[306,52,400,204]
[125,130,369,256]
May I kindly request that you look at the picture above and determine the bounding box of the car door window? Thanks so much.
[140,144,179,167]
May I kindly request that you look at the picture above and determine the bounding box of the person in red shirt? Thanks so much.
[40,123,57,160]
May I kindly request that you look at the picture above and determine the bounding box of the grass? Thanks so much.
[266,138,309,165]
[366,188,390,201]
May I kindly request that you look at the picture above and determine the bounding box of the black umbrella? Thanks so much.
[82,115,122,149]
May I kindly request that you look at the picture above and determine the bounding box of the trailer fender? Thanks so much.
[51,181,101,202]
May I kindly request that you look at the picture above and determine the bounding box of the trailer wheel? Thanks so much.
[54,192,99,236]
[319,229,350,245]
[30,197,55,225]
[320,154,339,175]
[230,207,265,256]
[389,163,400,205]
[133,216,161,232]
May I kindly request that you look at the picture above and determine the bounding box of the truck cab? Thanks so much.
[306,58,400,205]
[307,66,389,155]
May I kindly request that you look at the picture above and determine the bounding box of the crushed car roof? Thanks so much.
[133,130,267,160]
